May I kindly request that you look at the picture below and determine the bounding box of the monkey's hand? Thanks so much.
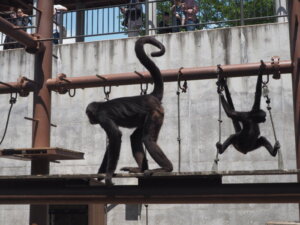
[272,141,281,156]
[121,167,143,173]
[216,142,224,154]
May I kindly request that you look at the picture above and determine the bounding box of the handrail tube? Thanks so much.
[46,60,292,91]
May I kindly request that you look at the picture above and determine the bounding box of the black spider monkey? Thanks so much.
[86,37,173,185]
[216,67,280,156]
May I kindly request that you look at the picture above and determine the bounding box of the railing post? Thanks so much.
[240,0,245,25]
[145,0,149,35]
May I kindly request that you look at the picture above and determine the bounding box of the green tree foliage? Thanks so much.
[156,0,277,29]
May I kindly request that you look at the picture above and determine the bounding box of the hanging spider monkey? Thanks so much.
[216,70,280,156]
[86,37,173,185]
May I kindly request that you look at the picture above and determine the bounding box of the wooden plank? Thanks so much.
[0,147,84,161]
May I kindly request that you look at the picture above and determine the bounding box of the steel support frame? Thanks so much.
[0,181,299,204]
[288,1,300,219]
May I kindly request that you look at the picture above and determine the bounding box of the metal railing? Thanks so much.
[0,0,288,48]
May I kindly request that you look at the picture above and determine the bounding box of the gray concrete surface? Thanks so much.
[0,22,297,224]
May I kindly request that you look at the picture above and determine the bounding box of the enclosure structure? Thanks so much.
[0,1,298,225]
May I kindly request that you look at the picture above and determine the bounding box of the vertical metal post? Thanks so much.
[29,0,53,225]
[288,0,300,219]
[145,0,149,35]
[88,204,107,225]
[76,2,85,42]
[240,0,244,26]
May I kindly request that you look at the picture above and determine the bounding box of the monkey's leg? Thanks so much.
[99,119,122,186]
[216,134,237,154]
[121,127,149,173]
[142,111,173,174]
[256,136,279,157]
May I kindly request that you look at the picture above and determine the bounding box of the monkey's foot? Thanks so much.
[216,142,224,154]
[105,174,114,187]
[143,170,154,177]
[121,167,143,173]
[272,141,281,157]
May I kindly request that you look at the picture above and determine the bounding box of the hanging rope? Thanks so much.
[177,67,187,173]
[261,72,283,170]
[0,93,18,145]
[212,64,225,171]
[145,204,149,225]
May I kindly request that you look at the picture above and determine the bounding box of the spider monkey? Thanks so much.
[86,37,173,185]
[216,72,280,156]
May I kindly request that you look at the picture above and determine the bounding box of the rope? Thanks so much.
[212,65,224,171]
[262,81,283,170]
[176,67,187,172]
[0,93,17,145]
[145,204,149,225]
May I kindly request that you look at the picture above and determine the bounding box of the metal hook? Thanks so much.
[103,86,111,100]
[140,82,148,95]
[68,88,76,97]
[216,64,225,93]
[177,67,187,93]
[262,74,269,85]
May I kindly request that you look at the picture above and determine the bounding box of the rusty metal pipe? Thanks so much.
[0,77,36,96]
[0,17,38,54]
[47,60,292,91]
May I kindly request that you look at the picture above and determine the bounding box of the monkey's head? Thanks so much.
[251,109,266,123]
[86,102,99,124]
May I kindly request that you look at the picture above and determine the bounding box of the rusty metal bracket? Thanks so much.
[17,76,35,97]
[271,56,281,79]
[24,117,57,128]
[26,33,41,54]
[54,73,69,94]
[96,74,108,82]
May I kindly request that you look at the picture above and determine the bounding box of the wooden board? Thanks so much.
[0,147,84,161]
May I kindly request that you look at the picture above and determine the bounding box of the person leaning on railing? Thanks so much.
[170,0,185,32]
[120,0,143,37]
[14,8,32,49]
[0,6,17,50]
[182,0,198,31]
[53,4,68,44]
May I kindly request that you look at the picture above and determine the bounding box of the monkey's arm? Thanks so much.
[252,74,262,111]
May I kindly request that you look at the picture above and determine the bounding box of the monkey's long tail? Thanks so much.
[135,36,165,101]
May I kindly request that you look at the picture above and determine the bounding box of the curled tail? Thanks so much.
[135,36,165,101]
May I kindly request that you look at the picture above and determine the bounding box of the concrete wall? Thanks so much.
[0,22,297,224]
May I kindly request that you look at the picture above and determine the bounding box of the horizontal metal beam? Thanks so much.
[0,177,299,204]
[47,60,292,92]
[0,77,36,96]
[0,17,39,54]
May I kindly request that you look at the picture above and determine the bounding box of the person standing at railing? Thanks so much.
[1,7,17,50]
[53,4,68,44]
[158,12,172,34]
[120,0,143,37]
[14,8,32,48]
[182,0,198,31]
[170,0,185,32]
